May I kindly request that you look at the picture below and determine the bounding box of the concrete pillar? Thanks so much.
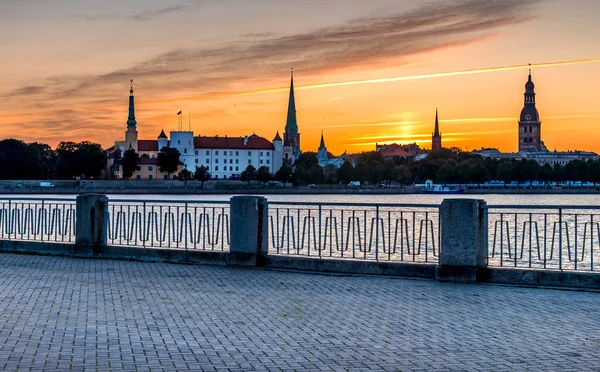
[436,198,487,283]
[75,194,108,255]
[228,196,268,266]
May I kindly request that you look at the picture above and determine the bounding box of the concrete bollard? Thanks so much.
[228,196,268,267]
[436,198,487,283]
[75,194,108,255]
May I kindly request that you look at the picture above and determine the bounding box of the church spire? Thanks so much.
[319,130,325,149]
[285,69,298,135]
[432,108,442,151]
[433,108,440,137]
[127,79,137,129]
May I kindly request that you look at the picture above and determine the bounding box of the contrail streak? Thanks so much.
[1,58,599,120]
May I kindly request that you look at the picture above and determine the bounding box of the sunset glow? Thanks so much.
[1,0,599,155]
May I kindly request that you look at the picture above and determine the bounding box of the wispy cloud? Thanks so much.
[0,0,545,145]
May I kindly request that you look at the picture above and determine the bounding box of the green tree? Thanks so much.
[396,165,412,186]
[0,139,40,179]
[589,160,600,184]
[274,163,293,187]
[336,161,353,186]
[382,161,398,187]
[323,164,337,187]
[565,160,589,182]
[466,162,491,184]
[496,161,513,183]
[157,147,181,178]
[257,166,272,186]
[56,141,105,179]
[194,165,211,189]
[367,161,383,185]
[436,163,456,184]
[307,164,324,184]
[241,164,257,186]
[179,168,193,187]
[293,152,318,170]
[121,149,139,180]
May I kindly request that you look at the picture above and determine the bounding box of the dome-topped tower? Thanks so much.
[518,69,542,152]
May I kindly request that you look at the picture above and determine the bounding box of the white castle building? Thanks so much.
[107,74,300,180]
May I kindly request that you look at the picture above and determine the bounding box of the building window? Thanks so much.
[229,166,233,171]
[136,175,141,180]
[195,159,198,164]
[184,148,187,154]
[215,166,219,171]
[215,159,219,164]
[164,175,168,180]
[248,159,251,164]
[260,160,263,164]
[230,151,233,156]
[236,166,239,171]
[236,159,239,164]
[267,159,270,164]
[206,159,209,164]
[148,166,153,171]
[236,151,239,156]
[260,152,263,156]
[136,166,141,171]
[216,151,219,155]
[248,151,251,156]
[148,175,153,180]
[206,151,209,155]
[195,150,198,155]
[229,159,233,164]
[178,140,181,145]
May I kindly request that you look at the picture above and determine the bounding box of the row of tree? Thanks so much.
[0,139,106,180]
[410,148,600,184]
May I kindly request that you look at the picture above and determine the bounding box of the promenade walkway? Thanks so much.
[0,254,598,371]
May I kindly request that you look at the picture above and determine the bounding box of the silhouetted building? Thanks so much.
[432,108,442,151]
[282,70,301,165]
[518,70,546,152]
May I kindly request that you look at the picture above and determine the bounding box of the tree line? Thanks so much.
[0,139,106,180]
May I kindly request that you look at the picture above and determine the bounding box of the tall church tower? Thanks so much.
[283,69,301,163]
[431,108,442,151]
[125,79,138,152]
[518,70,542,152]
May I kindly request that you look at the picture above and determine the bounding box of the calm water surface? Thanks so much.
[15,193,600,206]
[111,193,600,206]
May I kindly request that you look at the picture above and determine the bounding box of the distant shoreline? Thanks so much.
[1,187,600,196]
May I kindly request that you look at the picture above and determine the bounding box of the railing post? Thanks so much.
[436,198,487,283]
[75,194,108,256]
[228,196,268,267]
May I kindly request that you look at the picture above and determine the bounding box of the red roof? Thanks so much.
[194,134,274,150]
[381,144,411,158]
[138,140,158,152]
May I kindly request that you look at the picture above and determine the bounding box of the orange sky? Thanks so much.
[1,0,599,155]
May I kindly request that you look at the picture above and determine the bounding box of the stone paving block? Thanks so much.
[0,253,599,371]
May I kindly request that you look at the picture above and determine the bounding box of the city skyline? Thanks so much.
[1,0,600,154]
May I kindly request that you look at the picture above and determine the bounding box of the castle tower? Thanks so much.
[272,131,283,172]
[157,129,168,151]
[283,69,301,163]
[518,69,542,152]
[125,80,138,152]
[432,108,442,151]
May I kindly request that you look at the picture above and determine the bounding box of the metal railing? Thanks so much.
[105,199,230,251]
[0,197,76,243]
[485,205,600,272]
[265,201,440,263]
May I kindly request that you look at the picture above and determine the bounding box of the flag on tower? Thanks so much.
[177,111,182,115]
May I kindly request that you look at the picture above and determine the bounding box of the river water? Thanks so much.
[14,193,600,206]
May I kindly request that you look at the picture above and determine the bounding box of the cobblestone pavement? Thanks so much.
[0,254,599,371]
